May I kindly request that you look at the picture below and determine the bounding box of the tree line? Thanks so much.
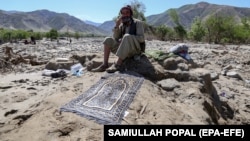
[128,0,250,44]
[0,28,98,44]
[153,12,250,44]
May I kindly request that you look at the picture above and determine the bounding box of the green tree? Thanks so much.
[168,9,186,41]
[32,32,43,40]
[174,25,186,41]
[74,32,80,40]
[204,14,236,44]
[233,18,250,44]
[130,0,146,21]
[47,29,58,41]
[156,25,169,41]
[3,30,12,42]
[189,17,206,42]
[169,9,179,25]
[0,29,3,43]
[113,0,146,22]
[15,30,29,41]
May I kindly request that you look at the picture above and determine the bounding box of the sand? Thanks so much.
[0,38,249,140]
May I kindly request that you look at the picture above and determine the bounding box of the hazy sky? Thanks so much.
[1,0,249,23]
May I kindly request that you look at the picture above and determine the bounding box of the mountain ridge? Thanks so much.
[84,20,102,27]
[0,9,107,36]
[0,2,250,35]
[146,2,250,28]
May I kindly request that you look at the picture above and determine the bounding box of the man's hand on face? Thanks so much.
[116,16,122,27]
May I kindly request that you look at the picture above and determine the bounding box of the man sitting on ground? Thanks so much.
[91,5,145,73]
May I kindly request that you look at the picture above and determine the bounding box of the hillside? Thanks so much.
[1,2,250,34]
[146,2,250,28]
[98,20,115,35]
[0,9,107,36]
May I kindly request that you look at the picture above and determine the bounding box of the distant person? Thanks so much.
[91,5,145,73]
[30,36,36,44]
[24,39,29,44]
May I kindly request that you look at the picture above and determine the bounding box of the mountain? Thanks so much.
[146,2,250,29]
[98,20,115,35]
[84,20,102,27]
[0,9,107,36]
[1,2,250,35]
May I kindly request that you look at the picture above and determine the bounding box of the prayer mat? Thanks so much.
[60,72,144,125]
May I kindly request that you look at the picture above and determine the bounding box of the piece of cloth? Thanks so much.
[60,72,144,125]
[42,69,70,78]
[51,70,67,78]
[169,43,189,54]
[169,43,192,61]
[145,50,178,61]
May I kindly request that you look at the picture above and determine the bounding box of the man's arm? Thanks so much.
[113,25,122,41]
[135,20,145,43]
[113,17,123,41]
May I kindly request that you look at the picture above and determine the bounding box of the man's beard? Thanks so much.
[122,16,132,25]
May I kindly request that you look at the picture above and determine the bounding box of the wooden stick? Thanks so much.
[140,102,148,115]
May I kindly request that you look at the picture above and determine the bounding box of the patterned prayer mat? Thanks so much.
[60,72,144,125]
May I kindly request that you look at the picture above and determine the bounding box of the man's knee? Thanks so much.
[103,37,115,47]
[104,37,114,42]
[122,34,133,40]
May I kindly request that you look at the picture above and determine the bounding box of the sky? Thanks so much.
[1,0,250,23]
